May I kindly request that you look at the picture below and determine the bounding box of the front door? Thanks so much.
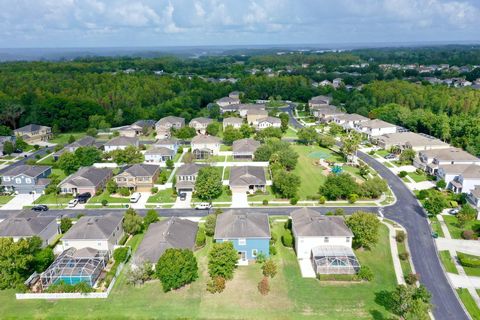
[238,251,246,261]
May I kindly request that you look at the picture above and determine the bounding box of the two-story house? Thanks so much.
[114,164,161,192]
[1,165,51,194]
[52,136,96,161]
[0,213,59,247]
[254,116,282,130]
[155,116,185,138]
[375,132,450,152]
[239,104,266,118]
[437,164,480,194]
[215,96,240,108]
[191,135,221,159]
[414,147,480,174]
[223,117,244,130]
[310,105,344,123]
[103,136,139,152]
[189,117,213,135]
[246,109,268,125]
[308,95,332,108]
[332,113,369,130]
[14,124,52,144]
[354,119,397,138]
[175,163,203,193]
[59,166,113,196]
[214,210,270,265]
[119,120,156,137]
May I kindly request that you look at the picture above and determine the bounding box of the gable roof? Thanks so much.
[132,120,156,128]
[216,96,240,104]
[421,147,479,162]
[176,163,203,176]
[223,117,243,125]
[120,164,160,177]
[62,214,123,241]
[291,208,353,237]
[214,210,270,239]
[191,135,221,145]
[0,214,56,238]
[190,117,213,125]
[14,124,50,133]
[104,136,139,147]
[359,119,396,129]
[133,217,198,265]
[461,164,480,179]
[156,116,185,126]
[60,167,112,188]
[257,116,281,124]
[334,113,369,122]
[309,95,331,104]
[232,138,260,154]
[247,109,268,116]
[67,136,96,149]
[1,165,51,178]
[145,146,175,156]
[230,166,266,187]
[376,132,449,148]
[154,138,178,146]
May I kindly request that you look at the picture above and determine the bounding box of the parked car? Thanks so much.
[195,203,212,210]
[76,192,91,204]
[130,192,141,203]
[31,205,49,212]
[449,208,459,215]
[384,153,397,160]
[179,193,187,201]
[68,199,79,208]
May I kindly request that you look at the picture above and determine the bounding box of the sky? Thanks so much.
[0,0,479,48]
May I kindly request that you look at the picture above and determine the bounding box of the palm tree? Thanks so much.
[341,131,362,164]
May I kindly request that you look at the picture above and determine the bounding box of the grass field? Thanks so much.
[0,223,396,319]
[457,288,480,320]
[247,186,280,202]
[443,215,480,239]
[34,193,72,205]
[458,252,480,277]
[49,132,87,145]
[429,216,445,238]
[407,171,428,183]
[147,188,176,203]
[0,195,14,205]
[192,186,232,203]
[37,154,56,165]
[396,231,412,276]
[283,126,298,139]
[439,251,458,274]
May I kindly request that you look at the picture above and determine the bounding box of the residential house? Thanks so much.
[375,132,450,152]
[103,136,139,152]
[155,116,185,137]
[308,95,332,107]
[467,186,480,209]
[437,164,480,194]
[215,96,240,108]
[0,213,59,247]
[61,214,124,254]
[175,163,203,193]
[254,116,281,130]
[232,138,260,160]
[189,117,213,134]
[118,124,144,138]
[191,135,221,159]
[14,124,52,144]
[114,164,160,192]
[291,207,359,275]
[332,113,369,130]
[59,166,113,196]
[246,109,269,125]
[414,148,480,174]
[229,91,242,99]
[153,138,179,153]
[144,147,175,163]
[214,210,270,264]
[239,104,266,118]
[311,105,344,123]
[354,119,397,138]
[223,117,243,130]
[0,165,51,194]
[0,136,16,156]
[132,217,198,267]
[332,78,343,88]
[229,166,266,193]
[52,136,96,161]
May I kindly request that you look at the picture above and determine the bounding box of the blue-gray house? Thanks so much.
[214,210,270,265]
[0,165,52,194]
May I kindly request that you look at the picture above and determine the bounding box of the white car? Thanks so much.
[195,203,212,210]
[68,199,79,208]
[130,192,141,203]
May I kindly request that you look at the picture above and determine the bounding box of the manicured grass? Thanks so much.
[147,188,176,203]
[248,186,280,202]
[457,288,480,320]
[173,152,182,163]
[384,161,394,168]
[90,191,130,204]
[194,155,225,162]
[439,251,458,274]
[407,171,428,183]
[429,216,445,238]
[34,193,72,204]
[283,126,298,139]
[458,252,480,277]
[396,232,412,276]
[50,168,67,180]
[341,165,366,181]
[375,149,390,157]
[223,166,231,180]
[49,132,86,145]
[37,154,56,165]
[220,144,232,151]
[0,195,14,204]
[443,215,480,240]
[192,186,232,203]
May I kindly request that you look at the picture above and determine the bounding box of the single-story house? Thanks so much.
[214,210,270,264]
[232,138,260,160]
[354,119,398,138]
[175,163,203,193]
[132,217,198,267]
[375,132,450,152]
[104,136,139,152]
[223,117,243,130]
[189,117,213,134]
[59,166,113,196]
[0,213,59,247]
[291,207,359,275]
[114,164,160,192]
[0,165,51,194]
[61,214,124,254]
[254,116,281,130]
[414,147,480,174]
[145,147,175,163]
[229,166,266,193]
[14,124,52,144]
[53,136,96,161]
[191,135,221,159]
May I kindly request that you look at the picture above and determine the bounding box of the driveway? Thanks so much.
[231,191,249,208]
[130,192,150,209]
[1,193,41,210]
[173,192,192,208]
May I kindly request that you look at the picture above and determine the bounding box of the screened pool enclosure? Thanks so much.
[311,246,360,275]
[40,247,109,289]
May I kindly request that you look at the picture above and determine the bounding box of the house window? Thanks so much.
[238,238,246,245]
[324,237,329,243]
[346,237,350,243]
[25,178,32,184]
[3,177,10,182]
[252,249,258,258]
[15,178,21,184]
[97,242,101,246]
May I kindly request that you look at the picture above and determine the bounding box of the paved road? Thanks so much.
[358,151,468,320]
[280,103,303,129]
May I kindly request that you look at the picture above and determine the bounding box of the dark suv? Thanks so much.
[76,192,92,204]
[31,205,49,212]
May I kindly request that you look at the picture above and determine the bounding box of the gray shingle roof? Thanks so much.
[145,147,175,156]
[122,164,160,177]
[223,117,243,125]
[232,138,260,154]
[1,165,51,178]
[0,214,56,238]
[62,214,123,240]
[291,208,353,237]
[190,117,213,125]
[156,116,185,127]
[132,120,156,128]
[60,167,112,188]
[154,138,178,146]
[14,124,50,133]
[421,147,479,162]
[176,163,203,176]
[68,136,96,148]
[214,210,270,239]
[230,166,266,187]
[104,136,139,147]
[257,116,281,124]
[133,217,198,265]
[191,135,220,144]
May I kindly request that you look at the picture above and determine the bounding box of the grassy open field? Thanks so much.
[49,132,87,145]
[0,223,396,319]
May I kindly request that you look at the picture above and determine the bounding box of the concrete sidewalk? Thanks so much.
[382,221,406,285]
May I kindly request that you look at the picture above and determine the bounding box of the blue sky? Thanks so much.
[0,0,479,48]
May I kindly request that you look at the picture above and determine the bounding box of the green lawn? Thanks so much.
[50,168,67,180]
[34,193,72,204]
[457,288,480,320]
[37,154,56,165]
[0,195,14,204]
[192,186,232,203]
[384,161,394,168]
[248,186,280,202]
[429,216,445,238]
[49,132,87,145]
[443,215,480,239]
[407,171,428,183]
[396,232,412,276]
[223,166,231,180]
[375,150,390,157]
[220,144,232,151]
[194,155,226,162]
[147,189,176,203]
[283,126,298,139]
[439,251,458,274]
[90,191,130,204]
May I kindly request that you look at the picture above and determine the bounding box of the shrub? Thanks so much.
[396,231,406,243]
[208,242,238,280]
[458,253,480,268]
[113,247,129,263]
[204,214,217,237]
[462,230,475,240]
[368,150,375,155]
[101,199,108,207]
[398,171,408,178]
[271,232,278,243]
[206,276,226,294]
[262,260,277,278]
[269,245,277,256]
[417,189,428,200]
[356,266,374,281]
[118,187,130,197]
[60,217,73,233]
[262,199,269,206]
[196,229,206,248]
[284,219,292,230]
[318,196,326,204]
[281,232,293,247]
[290,197,298,205]
[348,193,358,204]
[46,280,94,293]
[334,208,345,216]
[405,273,419,285]
[399,252,409,261]
[257,277,270,295]
[151,187,158,194]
